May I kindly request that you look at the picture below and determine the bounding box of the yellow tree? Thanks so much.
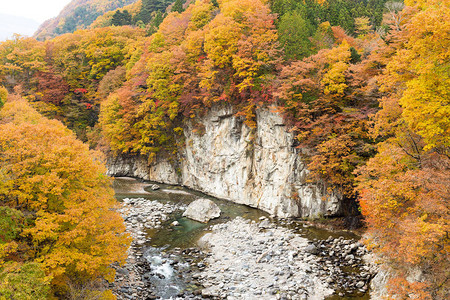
[0,35,46,89]
[357,1,450,298]
[0,98,130,296]
[0,86,7,108]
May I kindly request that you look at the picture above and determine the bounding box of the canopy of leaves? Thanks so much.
[278,10,314,60]
[99,0,281,160]
[0,28,144,141]
[0,99,130,296]
[356,0,450,298]
[0,207,24,243]
[270,0,389,33]
[137,0,176,24]
[0,262,51,300]
[275,34,378,197]
[91,1,143,28]
[0,86,7,109]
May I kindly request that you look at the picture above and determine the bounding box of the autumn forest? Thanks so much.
[0,0,448,299]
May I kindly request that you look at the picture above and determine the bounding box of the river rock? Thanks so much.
[150,184,160,190]
[305,244,319,255]
[195,217,333,299]
[183,198,221,223]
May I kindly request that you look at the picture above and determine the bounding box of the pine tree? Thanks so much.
[171,0,184,13]
[112,10,132,26]
[138,0,172,24]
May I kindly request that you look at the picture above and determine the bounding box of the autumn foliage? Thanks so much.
[0,0,448,298]
[275,31,378,198]
[356,0,450,298]
[0,99,130,297]
[99,0,281,160]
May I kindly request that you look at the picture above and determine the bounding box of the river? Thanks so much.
[112,177,372,300]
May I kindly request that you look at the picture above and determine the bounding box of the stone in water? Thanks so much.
[183,198,221,223]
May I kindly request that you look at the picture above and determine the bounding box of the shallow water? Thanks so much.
[114,177,268,249]
[113,177,369,299]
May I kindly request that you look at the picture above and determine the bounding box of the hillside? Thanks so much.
[0,14,39,41]
[0,0,448,299]
[34,0,138,40]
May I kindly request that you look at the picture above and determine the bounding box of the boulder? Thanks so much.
[150,184,160,190]
[304,244,319,255]
[197,233,213,248]
[183,198,221,223]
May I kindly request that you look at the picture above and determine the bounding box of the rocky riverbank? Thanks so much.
[119,197,183,241]
[110,193,375,300]
[195,217,374,299]
[196,217,333,299]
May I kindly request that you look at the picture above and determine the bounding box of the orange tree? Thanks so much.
[275,28,379,198]
[356,0,450,298]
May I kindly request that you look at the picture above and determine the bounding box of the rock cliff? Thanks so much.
[107,105,344,218]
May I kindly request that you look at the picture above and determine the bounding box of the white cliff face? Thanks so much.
[106,155,180,184]
[107,105,343,218]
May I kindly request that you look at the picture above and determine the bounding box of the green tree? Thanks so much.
[146,10,166,35]
[0,207,23,244]
[0,86,7,109]
[138,0,172,24]
[278,10,314,60]
[171,0,184,13]
[112,10,133,26]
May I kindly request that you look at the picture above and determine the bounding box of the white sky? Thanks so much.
[2,0,73,22]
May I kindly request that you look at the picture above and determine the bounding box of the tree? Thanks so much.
[0,35,46,90]
[275,35,376,197]
[35,70,69,105]
[0,86,7,109]
[111,10,133,26]
[138,0,173,24]
[97,66,127,99]
[171,0,184,13]
[356,0,450,298]
[146,10,166,35]
[0,206,24,269]
[0,99,130,296]
[278,10,314,60]
[0,262,51,299]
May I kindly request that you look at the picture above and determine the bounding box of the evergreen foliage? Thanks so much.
[137,0,174,23]
[270,0,390,33]
[171,0,185,13]
[278,10,314,59]
[112,9,133,25]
